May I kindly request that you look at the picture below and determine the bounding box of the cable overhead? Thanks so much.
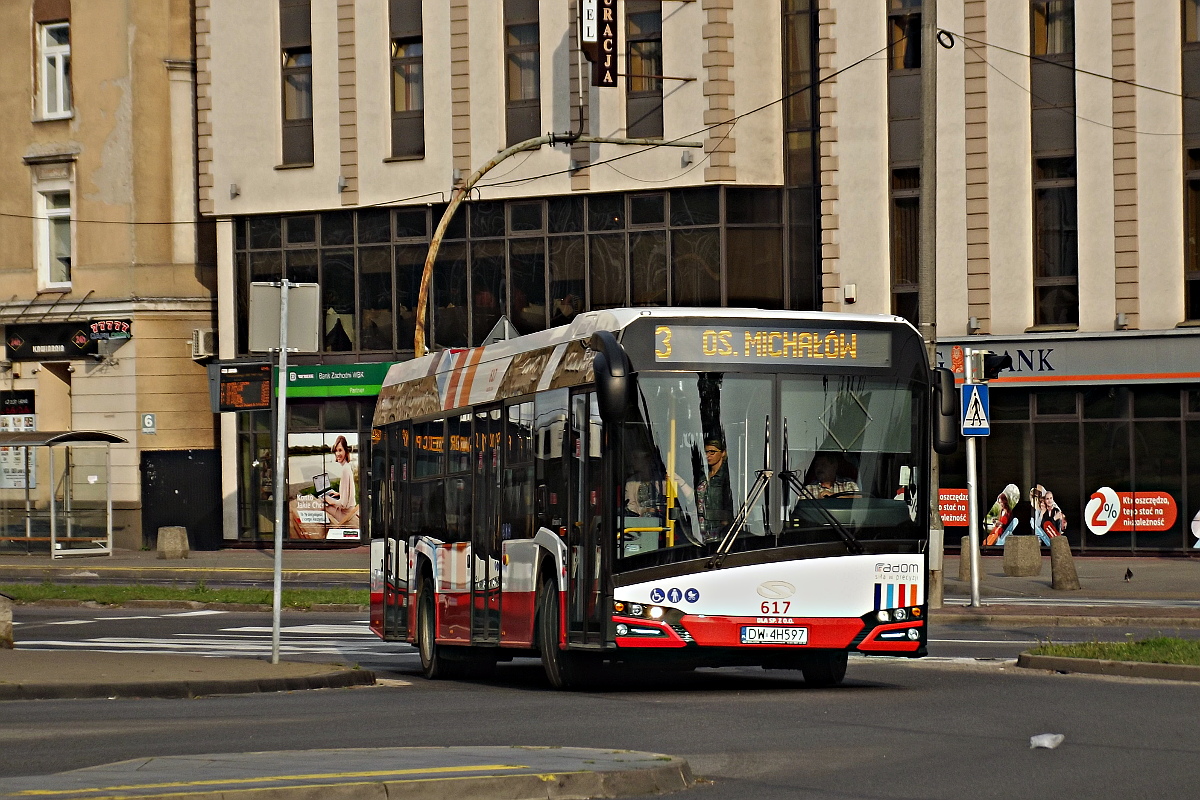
[960,38,1182,138]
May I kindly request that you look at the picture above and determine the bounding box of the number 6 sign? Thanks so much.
[1085,486,1121,535]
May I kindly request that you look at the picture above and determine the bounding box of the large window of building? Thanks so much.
[940,383,1200,553]
[37,190,72,288]
[886,1,923,326]
[626,1,663,139]
[887,0,921,71]
[280,0,314,165]
[233,189,789,356]
[389,0,424,159]
[782,0,820,311]
[1033,157,1078,326]
[890,169,920,325]
[504,0,540,146]
[1030,0,1077,327]
[38,22,71,119]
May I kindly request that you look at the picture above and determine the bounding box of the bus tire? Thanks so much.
[537,576,589,690]
[416,575,450,680]
[801,651,848,688]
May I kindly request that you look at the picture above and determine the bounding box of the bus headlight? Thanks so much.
[649,606,664,619]
[616,623,630,636]
[894,608,907,621]
[630,603,644,617]
[876,610,890,622]
[907,628,920,640]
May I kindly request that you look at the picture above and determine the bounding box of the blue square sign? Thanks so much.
[960,384,990,437]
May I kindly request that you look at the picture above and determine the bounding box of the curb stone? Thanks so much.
[1016,653,1200,682]
[0,669,376,701]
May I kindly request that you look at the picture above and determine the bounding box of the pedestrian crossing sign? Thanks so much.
[960,384,990,436]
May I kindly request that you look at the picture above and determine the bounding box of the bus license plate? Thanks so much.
[740,626,808,645]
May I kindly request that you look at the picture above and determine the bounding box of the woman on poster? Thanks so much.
[1031,484,1067,546]
[983,484,1020,546]
[324,435,359,527]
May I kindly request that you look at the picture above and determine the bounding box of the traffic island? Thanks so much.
[0,746,695,800]
[1016,652,1200,683]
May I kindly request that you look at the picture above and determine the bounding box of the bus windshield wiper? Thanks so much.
[779,470,865,555]
[706,469,774,569]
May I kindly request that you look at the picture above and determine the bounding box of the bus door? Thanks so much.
[471,407,503,643]
[383,425,409,639]
[567,392,609,646]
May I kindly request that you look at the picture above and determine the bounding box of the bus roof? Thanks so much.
[374,308,916,426]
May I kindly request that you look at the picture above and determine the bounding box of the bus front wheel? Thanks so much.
[801,651,848,688]
[416,576,449,679]
[537,577,594,690]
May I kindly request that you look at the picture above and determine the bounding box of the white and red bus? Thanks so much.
[369,308,957,688]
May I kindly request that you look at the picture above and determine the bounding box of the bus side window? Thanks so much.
[535,389,569,532]
[503,401,535,540]
[412,419,446,539]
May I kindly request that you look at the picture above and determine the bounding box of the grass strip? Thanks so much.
[0,581,368,609]
[1028,637,1200,666]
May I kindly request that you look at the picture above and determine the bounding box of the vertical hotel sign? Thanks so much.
[579,0,618,87]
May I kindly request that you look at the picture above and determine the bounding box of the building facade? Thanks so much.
[203,0,1200,553]
[0,0,217,550]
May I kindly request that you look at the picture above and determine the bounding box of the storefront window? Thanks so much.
[1083,420,1131,549]
[238,399,375,545]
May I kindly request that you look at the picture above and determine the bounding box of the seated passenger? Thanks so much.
[801,453,860,499]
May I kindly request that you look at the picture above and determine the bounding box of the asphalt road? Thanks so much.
[3,653,1199,799]
[5,607,1200,798]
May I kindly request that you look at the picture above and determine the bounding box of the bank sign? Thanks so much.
[936,331,1200,386]
[284,362,395,398]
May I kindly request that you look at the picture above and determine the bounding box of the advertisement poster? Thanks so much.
[1084,487,1177,536]
[0,390,36,490]
[287,432,360,541]
[980,483,1068,547]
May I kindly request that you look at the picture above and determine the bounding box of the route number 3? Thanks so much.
[655,325,672,359]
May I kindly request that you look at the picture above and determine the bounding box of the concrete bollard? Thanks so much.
[156,526,190,560]
[958,536,973,582]
[1050,536,1081,590]
[1003,535,1043,577]
[0,592,13,649]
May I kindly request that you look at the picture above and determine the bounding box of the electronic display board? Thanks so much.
[218,363,272,412]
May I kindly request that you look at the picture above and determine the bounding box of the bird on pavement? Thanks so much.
[1124,568,1133,582]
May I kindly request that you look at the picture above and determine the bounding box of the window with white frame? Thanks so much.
[38,191,73,286]
[39,22,71,119]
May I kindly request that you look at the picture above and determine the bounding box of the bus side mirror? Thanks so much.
[590,330,638,424]
[932,367,957,455]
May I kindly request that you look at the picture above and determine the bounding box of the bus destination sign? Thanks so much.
[653,325,891,367]
[218,363,272,412]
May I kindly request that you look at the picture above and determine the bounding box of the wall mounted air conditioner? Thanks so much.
[191,328,216,360]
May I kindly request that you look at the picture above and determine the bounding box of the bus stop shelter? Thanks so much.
[0,431,127,558]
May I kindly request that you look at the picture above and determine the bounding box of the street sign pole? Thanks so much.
[271,280,290,665]
[964,349,982,607]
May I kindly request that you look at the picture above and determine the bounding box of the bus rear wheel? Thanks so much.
[416,576,449,679]
[800,651,848,688]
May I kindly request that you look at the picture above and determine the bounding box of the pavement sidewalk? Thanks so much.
[0,747,694,800]
[0,648,375,701]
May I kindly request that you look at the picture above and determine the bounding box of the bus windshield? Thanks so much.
[619,372,925,567]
